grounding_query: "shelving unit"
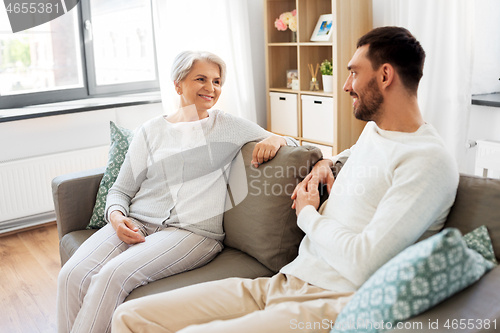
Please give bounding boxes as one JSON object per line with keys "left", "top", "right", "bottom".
{"left": 264, "top": 0, "right": 372, "bottom": 157}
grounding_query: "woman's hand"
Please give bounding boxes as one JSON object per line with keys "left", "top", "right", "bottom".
{"left": 109, "top": 210, "right": 145, "bottom": 245}
{"left": 251, "top": 136, "right": 287, "bottom": 168}
{"left": 291, "top": 159, "right": 334, "bottom": 209}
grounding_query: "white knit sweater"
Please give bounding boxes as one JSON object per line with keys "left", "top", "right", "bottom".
{"left": 105, "top": 110, "right": 298, "bottom": 240}
{"left": 280, "top": 121, "right": 459, "bottom": 292}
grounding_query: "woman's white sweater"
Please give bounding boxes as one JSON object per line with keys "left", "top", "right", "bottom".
{"left": 105, "top": 110, "right": 297, "bottom": 240}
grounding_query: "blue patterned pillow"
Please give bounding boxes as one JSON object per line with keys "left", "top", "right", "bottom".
{"left": 87, "top": 122, "right": 134, "bottom": 229}
{"left": 331, "top": 228, "right": 497, "bottom": 333}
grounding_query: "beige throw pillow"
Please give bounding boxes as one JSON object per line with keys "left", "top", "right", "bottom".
{"left": 223, "top": 142, "right": 322, "bottom": 273}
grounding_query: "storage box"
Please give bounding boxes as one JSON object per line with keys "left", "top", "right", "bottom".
{"left": 269, "top": 92, "right": 298, "bottom": 137}
{"left": 301, "top": 95, "right": 334, "bottom": 143}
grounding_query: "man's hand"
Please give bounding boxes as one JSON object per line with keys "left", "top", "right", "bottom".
{"left": 293, "top": 174, "right": 320, "bottom": 216}
{"left": 251, "top": 136, "right": 286, "bottom": 168}
{"left": 291, "top": 159, "right": 334, "bottom": 209}
{"left": 109, "top": 210, "right": 145, "bottom": 244}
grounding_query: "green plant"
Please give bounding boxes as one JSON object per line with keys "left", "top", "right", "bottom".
{"left": 2, "top": 38, "right": 31, "bottom": 68}
{"left": 320, "top": 59, "right": 333, "bottom": 76}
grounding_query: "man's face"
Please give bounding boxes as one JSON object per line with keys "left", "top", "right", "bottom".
{"left": 343, "top": 45, "right": 384, "bottom": 122}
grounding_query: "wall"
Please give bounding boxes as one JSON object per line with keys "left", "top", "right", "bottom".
{"left": 466, "top": 0, "right": 500, "bottom": 175}
{"left": 0, "top": 103, "right": 163, "bottom": 162}
{"left": 465, "top": 105, "right": 500, "bottom": 176}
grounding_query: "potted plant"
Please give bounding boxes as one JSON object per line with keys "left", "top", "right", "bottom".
{"left": 320, "top": 58, "right": 333, "bottom": 93}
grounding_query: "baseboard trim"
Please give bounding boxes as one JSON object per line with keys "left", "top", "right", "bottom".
{"left": 0, "top": 211, "right": 56, "bottom": 236}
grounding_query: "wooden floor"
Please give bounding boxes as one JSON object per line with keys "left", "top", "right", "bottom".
{"left": 0, "top": 223, "right": 60, "bottom": 333}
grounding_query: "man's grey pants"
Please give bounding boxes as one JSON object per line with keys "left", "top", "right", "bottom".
{"left": 57, "top": 222, "right": 222, "bottom": 333}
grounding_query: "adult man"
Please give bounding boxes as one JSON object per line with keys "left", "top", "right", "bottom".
{"left": 111, "top": 27, "right": 459, "bottom": 333}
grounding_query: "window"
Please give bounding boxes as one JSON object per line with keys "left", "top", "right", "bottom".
{"left": 0, "top": 0, "right": 159, "bottom": 109}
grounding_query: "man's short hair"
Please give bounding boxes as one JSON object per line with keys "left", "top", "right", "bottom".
{"left": 357, "top": 26, "right": 425, "bottom": 94}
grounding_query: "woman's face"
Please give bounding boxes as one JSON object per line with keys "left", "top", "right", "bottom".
{"left": 177, "top": 60, "right": 222, "bottom": 112}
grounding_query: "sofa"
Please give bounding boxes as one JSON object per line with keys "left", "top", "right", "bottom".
{"left": 52, "top": 142, "right": 500, "bottom": 332}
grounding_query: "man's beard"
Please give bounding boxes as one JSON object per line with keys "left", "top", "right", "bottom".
{"left": 352, "top": 77, "right": 384, "bottom": 122}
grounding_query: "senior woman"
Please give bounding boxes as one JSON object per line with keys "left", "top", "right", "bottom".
{"left": 57, "top": 50, "right": 298, "bottom": 333}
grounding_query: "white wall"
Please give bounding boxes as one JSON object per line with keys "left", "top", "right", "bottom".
{"left": 0, "top": 103, "right": 163, "bottom": 162}
{"left": 466, "top": 0, "right": 500, "bottom": 175}
{"left": 465, "top": 105, "right": 500, "bottom": 176}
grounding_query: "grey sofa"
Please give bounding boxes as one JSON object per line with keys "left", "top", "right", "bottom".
{"left": 53, "top": 142, "right": 322, "bottom": 300}
{"left": 52, "top": 143, "right": 500, "bottom": 331}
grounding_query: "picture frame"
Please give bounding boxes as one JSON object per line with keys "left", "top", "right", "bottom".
{"left": 310, "top": 14, "right": 333, "bottom": 42}
{"left": 286, "top": 69, "right": 298, "bottom": 89}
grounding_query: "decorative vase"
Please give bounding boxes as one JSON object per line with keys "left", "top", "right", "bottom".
{"left": 291, "top": 31, "right": 297, "bottom": 43}
{"left": 322, "top": 74, "right": 333, "bottom": 93}
{"left": 310, "top": 78, "right": 319, "bottom": 91}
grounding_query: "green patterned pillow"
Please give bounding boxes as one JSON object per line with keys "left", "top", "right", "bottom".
{"left": 463, "top": 225, "right": 498, "bottom": 265}
{"left": 86, "top": 121, "right": 134, "bottom": 229}
{"left": 331, "top": 228, "right": 497, "bottom": 333}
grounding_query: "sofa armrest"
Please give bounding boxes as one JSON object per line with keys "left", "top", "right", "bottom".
{"left": 390, "top": 265, "right": 500, "bottom": 332}
{"left": 52, "top": 167, "right": 105, "bottom": 240}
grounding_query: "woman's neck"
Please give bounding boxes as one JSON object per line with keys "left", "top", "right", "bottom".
{"left": 166, "top": 105, "right": 209, "bottom": 123}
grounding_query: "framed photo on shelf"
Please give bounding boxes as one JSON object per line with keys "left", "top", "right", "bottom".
{"left": 286, "top": 69, "right": 298, "bottom": 89}
{"left": 310, "top": 14, "right": 333, "bottom": 42}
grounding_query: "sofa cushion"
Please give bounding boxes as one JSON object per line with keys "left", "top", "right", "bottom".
{"left": 126, "top": 247, "right": 274, "bottom": 301}
{"left": 60, "top": 230, "right": 274, "bottom": 301}
{"left": 444, "top": 175, "right": 500, "bottom": 261}
{"left": 331, "top": 228, "right": 496, "bottom": 333}
{"left": 87, "top": 122, "right": 134, "bottom": 229}
{"left": 223, "top": 142, "right": 322, "bottom": 273}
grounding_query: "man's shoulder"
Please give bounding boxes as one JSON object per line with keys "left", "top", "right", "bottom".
{"left": 383, "top": 124, "right": 458, "bottom": 179}
{"left": 408, "top": 125, "right": 453, "bottom": 160}
{"left": 400, "top": 135, "right": 458, "bottom": 184}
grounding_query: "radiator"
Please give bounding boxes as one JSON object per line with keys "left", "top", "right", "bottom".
{"left": 0, "top": 146, "right": 108, "bottom": 226}
{"left": 475, "top": 140, "right": 500, "bottom": 179}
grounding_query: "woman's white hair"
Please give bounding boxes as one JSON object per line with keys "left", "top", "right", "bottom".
{"left": 171, "top": 51, "right": 227, "bottom": 86}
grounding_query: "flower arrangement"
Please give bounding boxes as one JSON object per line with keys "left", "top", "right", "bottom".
{"left": 320, "top": 58, "right": 333, "bottom": 76}
{"left": 274, "top": 9, "right": 297, "bottom": 32}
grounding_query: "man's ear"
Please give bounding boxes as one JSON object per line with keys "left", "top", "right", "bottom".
{"left": 380, "top": 63, "right": 395, "bottom": 89}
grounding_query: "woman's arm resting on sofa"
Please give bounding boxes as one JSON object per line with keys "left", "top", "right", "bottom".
{"left": 251, "top": 135, "right": 287, "bottom": 167}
